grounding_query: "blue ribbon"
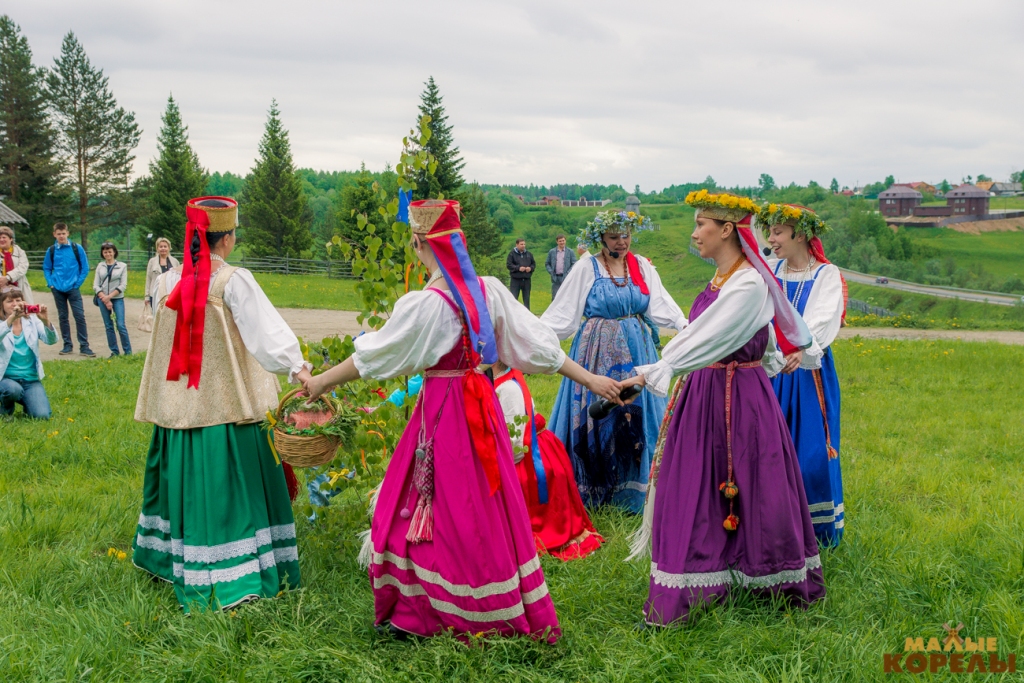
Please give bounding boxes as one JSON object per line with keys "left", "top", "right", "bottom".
{"left": 515, "top": 379, "right": 548, "bottom": 504}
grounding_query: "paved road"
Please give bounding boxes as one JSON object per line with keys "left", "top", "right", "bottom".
{"left": 839, "top": 268, "right": 1022, "bottom": 306}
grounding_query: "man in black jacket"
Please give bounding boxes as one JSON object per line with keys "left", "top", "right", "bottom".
{"left": 506, "top": 238, "right": 536, "bottom": 309}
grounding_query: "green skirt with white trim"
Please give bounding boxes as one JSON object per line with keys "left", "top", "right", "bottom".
{"left": 132, "top": 422, "right": 300, "bottom": 613}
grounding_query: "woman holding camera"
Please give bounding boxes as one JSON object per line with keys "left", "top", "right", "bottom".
{"left": 94, "top": 241, "right": 132, "bottom": 357}
{"left": 0, "top": 288, "right": 56, "bottom": 419}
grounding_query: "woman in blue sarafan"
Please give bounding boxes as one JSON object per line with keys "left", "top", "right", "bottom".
{"left": 541, "top": 211, "right": 688, "bottom": 513}
{"left": 761, "top": 203, "right": 847, "bottom": 546}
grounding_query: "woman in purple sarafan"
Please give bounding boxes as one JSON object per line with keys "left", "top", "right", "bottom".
{"left": 624, "top": 191, "right": 825, "bottom": 627}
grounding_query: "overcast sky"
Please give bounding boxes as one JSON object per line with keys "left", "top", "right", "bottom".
{"left": 9, "top": 0, "right": 1024, "bottom": 190}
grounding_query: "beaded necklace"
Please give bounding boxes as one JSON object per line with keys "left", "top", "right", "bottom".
{"left": 781, "top": 256, "right": 816, "bottom": 306}
{"left": 601, "top": 252, "right": 629, "bottom": 288}
{"left": 710, "top": 255, "right": 746, "bottom": 291}
{"left": 425, "top": 268, "right": 445, "bottom": 288}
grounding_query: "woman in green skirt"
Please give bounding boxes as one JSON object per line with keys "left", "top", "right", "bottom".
{"left": 132, "top": 197, "right": 313, "bottom": 612}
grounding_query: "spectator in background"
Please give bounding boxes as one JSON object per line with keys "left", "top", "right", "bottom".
{"left": 145, "top": 237, "right": 179, "bottom": 306}
{"left": 43, "top": 223, "right": 94, "bottom": 357}
{"left": 0, "top": 288, "right": 56, "bottom": 419}
{"left": 94, "top": 242, "right": 131, "bottom": 357}
{"left": 0, "top": 226, "right": 34, "bottom": 303}
{"left": 545, "top": 234, "right": 578, "bottom": 300}
{"left": 506, "top": 237, "right": 536, "bottom": 309}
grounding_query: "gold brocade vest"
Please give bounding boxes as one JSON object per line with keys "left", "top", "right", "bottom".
{"left": 134, "top": 265, "right": 281, "bottom": 429}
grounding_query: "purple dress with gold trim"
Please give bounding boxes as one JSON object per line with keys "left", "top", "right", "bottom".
{"left": 645, "top": 283, "right": 825, "bottom": 626}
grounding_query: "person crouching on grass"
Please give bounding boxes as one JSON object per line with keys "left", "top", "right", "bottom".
{"left": 0, "top": 289, "right": 56, "bottom": 419}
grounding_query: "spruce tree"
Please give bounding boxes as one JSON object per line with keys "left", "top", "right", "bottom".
{"left": 146, "top": 95, "right": 207, "bottom": 250}
{"left": 46, "top": 32, "right": 141, "bottom": 247}
{"left": 413, "top": 76, "right": 464, "bottom": 199}
{"left": 0, "top": 16, "right": 61, "bottom": 248}
{"left": 456, "top": 183, "right": 501, "bottom": 259}
{"left": 240, "top": 100, "right": 310, "bottom": 258}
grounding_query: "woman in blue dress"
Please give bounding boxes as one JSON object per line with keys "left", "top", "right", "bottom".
{"left": 761, "top": 204, "right": 847, "bottom": 546}
{"left": 541, "top": 211, "right": 688, "bottom": 513}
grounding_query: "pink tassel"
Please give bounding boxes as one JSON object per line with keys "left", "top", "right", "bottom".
{"left": 405, "top": 497, "right": 434, "bottom": 543}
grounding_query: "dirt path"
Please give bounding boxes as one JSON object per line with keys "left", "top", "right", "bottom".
{"left": 33, "top": 289, "right": 1024, "bottom": 364}
{"left": 34, "top": 291, "right": 370, "bottom": 363}
{"left": 836, "top": 327, "right": 1024, "bottom": 345}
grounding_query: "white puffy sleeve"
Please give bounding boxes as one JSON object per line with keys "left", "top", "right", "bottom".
{"left": 762, "top": 325, "right": 785, "bottom": 378}
{"left": 636, "top": 255, "right": 688, "bottom": 331}
{"left": 633, "top": 269, "right": 774, "bottom": 397}
{"left": 539, "top": 260, "right": 594, "bottom": 340}
{"left": 494, "top": 377, "right": 528, "bottom": 460}
{"left": 799, "top": 264, "right": 845, "bottom": 370}
{"left": 484, "top": 277, "right": 566, "bottom": 374}
{"left": 352, "top": 290, "right": 462, "bottom": 380}
{"left": 222, "top": 269, "right": 312, "bottom": 383}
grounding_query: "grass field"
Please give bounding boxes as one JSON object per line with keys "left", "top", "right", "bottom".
{"left": 2, "top": 342, "right": 1023, "bottom": 681}
{"left": 904, "top": 228, "right": 1024, "bottom": 280}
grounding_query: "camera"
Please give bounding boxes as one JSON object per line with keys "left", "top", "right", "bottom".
{"left": 23, "top": 304, "right": 40, "bottom": 314}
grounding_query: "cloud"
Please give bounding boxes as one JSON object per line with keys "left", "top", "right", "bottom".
{"left": 10, "top": 0, "right": 1024, "bottom": 189}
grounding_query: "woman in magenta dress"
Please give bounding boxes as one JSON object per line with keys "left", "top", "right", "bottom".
{"left": 305, "top": 200, "right": 621, "bottom": 641}
{"left": 625, "top": 191, "right": 825, "bottom": 626}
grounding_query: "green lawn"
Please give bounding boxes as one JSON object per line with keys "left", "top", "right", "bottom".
{"left": 2, "top": 343, "right": 1023, "bottom": 681}
{"left": 904, "top": 227, "right": 1024, "bottom": 280}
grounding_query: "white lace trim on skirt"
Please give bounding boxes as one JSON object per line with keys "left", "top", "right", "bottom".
{"left": 651, "top": 554, "right": 822, "bottom": 590}
{"left": 372, "top": 574, "right": 540, "bottom": 623}
{"left": 372, "top": 550, "right": 543, "bottom": 600}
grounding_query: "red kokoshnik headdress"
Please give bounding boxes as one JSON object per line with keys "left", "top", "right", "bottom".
{"left": 165, "top": 196, "right": 238, "bottom": 388}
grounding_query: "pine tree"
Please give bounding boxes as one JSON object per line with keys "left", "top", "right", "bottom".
{"left": 146, "top": 95, "right": 207, "bottom": 249}
{"left": 240, "top": 100, "right": 310, "bottom": 258}
{"left": 456, "top": 183, "right": 501, "bottom": 259}
{"left": 0, "top": 16, "right": 61, "bottom": 249}
{"left": 46, "top": 32, "right": 141, "bottom": 247}
{"left": 412, "top": 76, "right": 464, "bottom": 199}
{"left": 830, "top": 178, "right": 840, "bottom": 194}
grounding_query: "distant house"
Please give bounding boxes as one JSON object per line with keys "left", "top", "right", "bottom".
{"left": 990, "top": 182, "right": 1023, "bottom": 196}
{"left": 905, "top": 182, "right": 936, "bottom": 194}
{"left": 878, "top": 185, "right": 922, "bottom": 217}
{"left": 975, "top": 180, "right": 995, "bottom": 193}
{"left": 0, "top": 199, "right": 29, "bottom": 226}
{"left": 946, "top": 183, "right": 989, "bottom": 216}
{"left": 841, "top": 189, "right": 855, "bottom": 197}
{"left": 519, "top": 195, "right": 611, "bottom": 207}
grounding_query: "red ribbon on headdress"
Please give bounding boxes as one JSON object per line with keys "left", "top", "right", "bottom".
{"left": 624, "top": 252, "right": 650, "bottom": 295}
{"left": 165, "top": 204, "right": 212, "bottom": 388}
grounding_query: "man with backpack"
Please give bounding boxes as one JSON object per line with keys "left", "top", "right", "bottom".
{"left": 43, "top": 223, "right": 94, "bottom": 357}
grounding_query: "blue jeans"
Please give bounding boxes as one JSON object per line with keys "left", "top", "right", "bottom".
{"left": 101, "top": 298, "right": 132, "bottom": 355}
{"left": 0, "top": 378, "right": 51, "bottom": 419}
{"left": 50, "top": 287, "right": 91, "bottom": 352}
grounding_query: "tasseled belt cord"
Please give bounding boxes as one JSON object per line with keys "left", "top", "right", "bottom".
{"left": 811, "top": 369, "right": 838, "bottom": 459}
{"left": 709, "top": 360, "right": 762, "bottom": 532}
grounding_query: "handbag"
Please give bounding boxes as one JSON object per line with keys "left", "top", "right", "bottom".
{"left": 94, "top": 263, "right": 115, "bottom": 307}
{"left": 137, "top": 301, "right": 154, "bottom": 333}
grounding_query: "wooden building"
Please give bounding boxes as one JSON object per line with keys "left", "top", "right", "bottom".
{"left": 946, "top": 184, "right": 989, "bottom": 216}
{"left": 878, "top": 185, "right": 922, "bottom": 217}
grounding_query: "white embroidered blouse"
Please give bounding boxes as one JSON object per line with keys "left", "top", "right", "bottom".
{"left": 539, "top": 253, "right": 689, "bottom": 340}
{"left": 159, "top": 267, "right": 310, "bottom": 383}
{"left": 633, "top": 268, "right": 785, "bottom": 397}
{"left": 352, "top": 276, "right": 567, "bottom": 380}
